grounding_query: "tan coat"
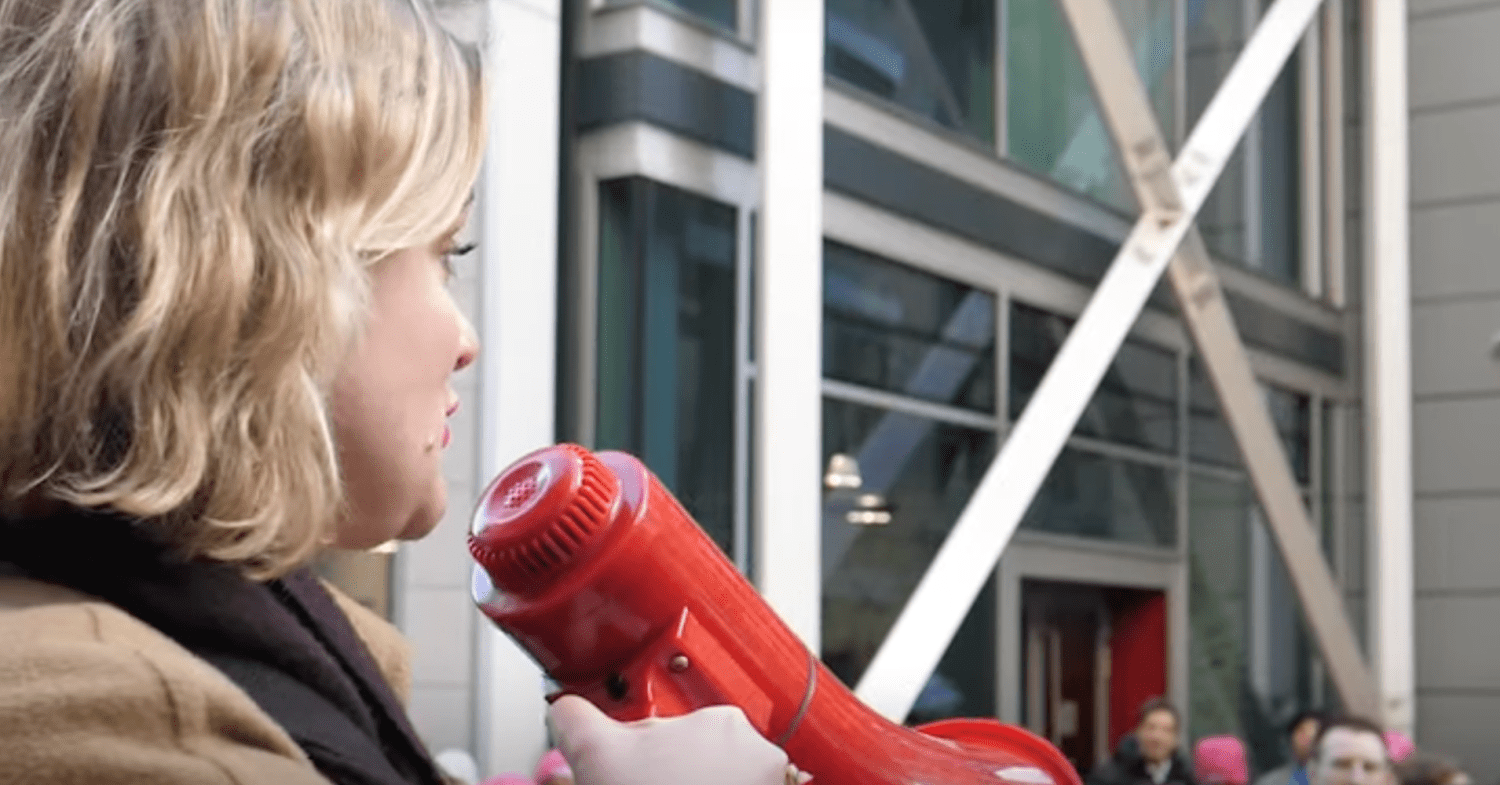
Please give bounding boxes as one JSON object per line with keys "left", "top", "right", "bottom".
{"left": 0, "top": 573, "right": 415, "bottom": 785}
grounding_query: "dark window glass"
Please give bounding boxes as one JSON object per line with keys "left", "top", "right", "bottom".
{"left": 824, "top": 241, "right": 996, "bottom": 413}
{"left": 1006, "top": 0, "right": 1173, "bottom": 210}
{"left": 608, "top": 0, "right": 737, "bottom": 32}
{"left": 1019, "top": 446, "right": 1178, "bottom": 547}
{"left": 1186, "top": 0, "right": 1301, "bottom": 284}
{"left": 1188, "top": 474, "right": 1325, "bottom": 772}
{"left": 908, "top": 577, "right": 996, "bottom": 725}
{"left": 1010, "top": 302, "right": 1178, "bottom": 454}
{"left": 825, "top": 0, "right": 996, "bottom": 142}
{"left": 1186, "top": 0, "right": 1250, "bottom": 262}
{"left": 1187, "top": 359, "right": 1311, "bottom": 484}
{"left": 596, "top": 178, "right": 738, "bottom": 555}
{"left": 821, "top": 397, "right": 997, "bottom": 688}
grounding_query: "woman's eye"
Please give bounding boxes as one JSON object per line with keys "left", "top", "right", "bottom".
{"left": 442, "top": 242, "right": 478, "bottom": 280}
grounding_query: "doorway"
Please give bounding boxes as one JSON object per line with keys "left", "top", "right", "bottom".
{"left": 1021, "top": 579, "right": 1168, "bottom": 777}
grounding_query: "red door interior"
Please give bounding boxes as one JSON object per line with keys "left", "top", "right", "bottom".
{"left": 1107, "top": 592, "right": 1167, "bottom": 754}
{"left": 1022, "top": 581, "right": 1168, "bottom": 775}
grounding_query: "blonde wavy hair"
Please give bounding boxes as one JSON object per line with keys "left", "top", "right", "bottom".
{"left": 0, "top": 0, "right": 486, "bottom": 577}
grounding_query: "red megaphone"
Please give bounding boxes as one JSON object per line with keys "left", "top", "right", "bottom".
{"left": 469, "top": 443, "right": 1081, "bottom": 785}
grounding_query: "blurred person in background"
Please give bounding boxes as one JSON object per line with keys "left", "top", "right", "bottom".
{"left": 1196, "top": 735, "right": 1251, "bottom": 785}
{"left": 1305, "top": 717, "right": 1392, "bottom": 785}
{"left": 1395, "top": 754, "right": 1471, "bottom": 785}
{"left": 1256, "top": 711, "right": 1329, "bottom": 785}
{"left": 1384, "top": 732, "right": 1417, "bottom": 766}
{"left": 1087, "top": 697, "right": 1196, "bottom": 785}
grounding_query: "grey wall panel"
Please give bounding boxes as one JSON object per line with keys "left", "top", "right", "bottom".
{"left": 1411, "top": 0, "right": 1500, "bottom": 17}
{"left": 1412, "top": 104, "right": 1500, "bottom": 204}
{"left": 1412, "top": 298, "right": 1500, "bottom": 397}
{"left": 1414, "top": 694, "right": 1500, "bottom": 779}
{"left": 1411, "top": 201, "right": 1500, "bottom": 301}
{"left": 1414, "top": 595, "right": 1500, "bottom": 690}
{"left": 1410, "top": 4, "right": 1500, "bottom": 109}
{"left": 1414, "top": 497, "right": 1500, "bottom": 592}
{"left": 1413, "top": 396, "right": 1500, "bottom": 493}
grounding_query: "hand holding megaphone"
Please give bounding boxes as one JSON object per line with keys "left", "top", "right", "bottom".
{"left": 548, "top": 694, "right": 807, "bottom": 785}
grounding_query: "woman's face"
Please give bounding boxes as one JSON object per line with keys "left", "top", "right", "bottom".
{"left": 329, "top": 217, "right": 477, "bottom": 549}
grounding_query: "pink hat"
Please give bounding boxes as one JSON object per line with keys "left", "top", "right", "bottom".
{"left": 1384, "top": 731, "right": 1416, "bottom": 763}
{"left": 1194, "top": 735, "right": 1250, "bottom": 785}
{"left": 534, "top": 749, "right": 573, "bottom": 784}
{"left": 480, "top": 776, "right": 533, "bottom": 785}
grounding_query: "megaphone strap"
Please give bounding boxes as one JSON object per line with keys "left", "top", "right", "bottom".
{"left": 773, "top": 649, "right": 819, "bottom": 748}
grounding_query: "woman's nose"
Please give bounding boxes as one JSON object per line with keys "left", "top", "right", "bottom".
{"left": 455, "top": 314, "right": 479, "bottom": 371}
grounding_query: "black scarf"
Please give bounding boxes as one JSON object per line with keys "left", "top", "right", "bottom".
{"left": 0, "top": 510, "right": 447, "bottom": 785}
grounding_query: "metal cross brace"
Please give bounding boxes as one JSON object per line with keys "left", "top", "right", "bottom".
{"left": 851, "top": 0, "right": 1376, "bottom": 721}
{"left": 1055, "top": 0, "right": 1376, "bottom": 718}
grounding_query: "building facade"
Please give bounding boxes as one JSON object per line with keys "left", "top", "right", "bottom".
{"left": 335, "top": 0, "right": 1500, "bottom": 781}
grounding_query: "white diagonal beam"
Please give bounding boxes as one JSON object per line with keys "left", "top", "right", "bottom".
{"left": 853, "top": 0, "right": 1326, "bottom": 721}
{"left": 1057, "top": 0, "right": 1377, "bottom": 718}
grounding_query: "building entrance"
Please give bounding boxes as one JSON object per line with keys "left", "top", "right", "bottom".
{"left": 1021, "top": 579, "right": 1168, "bottom": 777}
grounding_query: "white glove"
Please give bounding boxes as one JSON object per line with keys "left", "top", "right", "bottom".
{"left": 546, "top": 695, "right": 803, "bottom": 785}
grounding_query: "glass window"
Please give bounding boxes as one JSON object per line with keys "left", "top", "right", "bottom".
{"left": 1186, "top": 0, "right": 1250, "bottom": 262}
{"left": 1257, "top": 0, "right": 1302, "bottom": 286}
{"left": 821, "top": 397, "right": 997, "bottom": 688}
{"left": 1187, "top": 360, "right": 1311, "bottom": 484}
{"left": 1010, "top": 302, "right": 1178, "bottom": 454}
{"left": 1265, "top": 383, "right": 1311, "bottom": 485}
{"left": 606, "top": 0, "right": 738, "bottom": 33}
{"left": 824, "top": 241, "right": 996, "bottom": 413}
{"left": 1019, "top": 446, "right": 1178, "bottom": 546}
{"left": 1186, "top": 0, "right": 1302, "bottom": 285}
{"left": 825, "top": 0, "right": 996, "bottom": 142}
{"left": 596, "top": 178, "right": 739, "bottom": 555}
{"left": 1188, "top": 474, "right": 1324, "bottom": 772}
{"left": 1005, "top": 0, "right": 1174, "bottom": 211}
{"left": 909, "top": 577, "right": 996, "bottom": 725}
{"left": 1187, "top": 357, "right": 1240, "bottom": 468}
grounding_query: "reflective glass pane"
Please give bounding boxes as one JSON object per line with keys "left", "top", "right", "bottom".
{"left": 1187, "top": 360, "right": 1311, "bottom": 484}
{"left": 1266, "top": 383, "right": 1311, "bottom": 485}
{"left": 1006, "top": 0, "right": 1173, "bottom": 211}
{"left": 1187, "top": 0, "right": 1301, "bottom": 284}
{"left": 1019, "top": 446, "right": 1177, "bottom": 546}
{"left": 821, "top": 397, "right": 997, "bottom": 688}
{"left": 826, "top": 0, "right": 996, "bottom": 142}
{"left": 1319, "top": 400, "right": 1336, "bottom": 561}
{"left": 909, "top": 577, "right": 996, "bottom": 725}
{"left": 824, "top": 241, "right": 997, "bottom": 413}
{"left": 1187, "top": 0, "right": 1249, "bottom": 262}
{"left": 1258, "top": 43, "right": 1302, "bottom": 285}
{"left": 1188, "top": 474, "right": 1325, "bottom": 772}
{"left": 596, "top": 178, "right": 738, "bottom": 555}
{"left": 1187, "top": 357, "right": 1240, "bottom": 468}
{"left": 607, "top": 0, "right": 737, "bottom": 32}
{"left": 1010, "top": 302, "right": 1178, "bottom": 454}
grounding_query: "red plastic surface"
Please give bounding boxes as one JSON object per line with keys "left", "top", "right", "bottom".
{"left": 470, "top": 444, "right": 1083, "bottom": 785}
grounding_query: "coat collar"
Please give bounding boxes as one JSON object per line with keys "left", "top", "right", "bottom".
{"left": 0, "top": 509, "right": 443, "bottom": 785}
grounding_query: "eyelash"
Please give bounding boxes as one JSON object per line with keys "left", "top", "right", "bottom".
{"left": 442, "top": 242, "right": 478, "bottom": 279}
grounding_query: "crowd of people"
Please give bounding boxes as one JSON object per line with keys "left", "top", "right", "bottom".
{"left": 1086, "top": 699, "right": 1475, "bottom": 785}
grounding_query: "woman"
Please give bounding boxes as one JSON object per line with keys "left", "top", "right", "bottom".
{"left": 0, "top": 1, "right": 787, "bottom": 783}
